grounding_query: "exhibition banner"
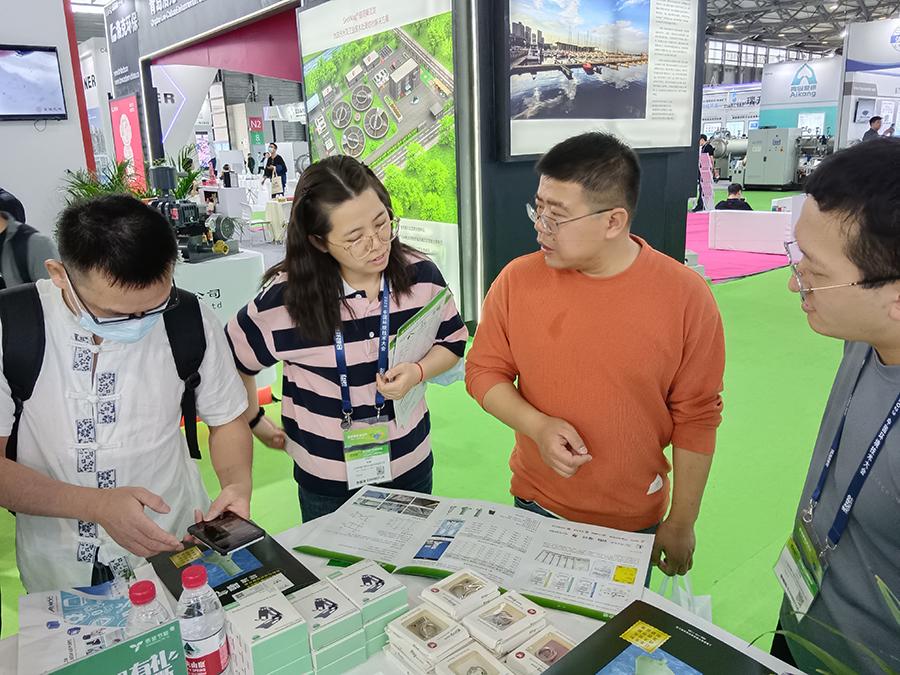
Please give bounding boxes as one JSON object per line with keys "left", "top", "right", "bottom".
{"left": 104, "top": 0, "right": 142, "bottom": 98}
{"left": 109, "top": 94, "right": 147, "bottom": 190}
{"left": 298, "top": 0, "right": 460, "bottom": 229}
{"left": 249, "top": 116, "right": 264, "bottom": 145}
{"left": 759, "top": 57, "right": 842, "bottom": 108}
{"left": 505, "top": 0, "right": 699, "bottom": 155}
{"left": 847, "top": 17, "right": 900, "bottom": 72}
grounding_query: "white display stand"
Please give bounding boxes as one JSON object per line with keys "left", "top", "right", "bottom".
{"left": 214, "top": 186, "right": 247, "bottom": 219}
{"left": 0, "top": 517, "right": 801, "bottom": 675}
{"left": 708, "top": 211, "right": 794, "bottom": 255}
{"left": 173, "top": 250, "right": 275, "bottom": 389}
{"left": 699, "top": 153, "right": 716, "bottom": 212}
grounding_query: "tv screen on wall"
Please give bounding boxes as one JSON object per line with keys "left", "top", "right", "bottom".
{"left": 0, "top": 45, "right": 68, "bottom": 121}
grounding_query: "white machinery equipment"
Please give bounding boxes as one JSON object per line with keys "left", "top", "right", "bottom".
{"left": 745, "top": 128, "right": 803, "bottom": 189}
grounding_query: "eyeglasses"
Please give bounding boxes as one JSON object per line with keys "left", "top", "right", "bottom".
{"left": 526, "top": 202, "right": 614, "bottom": 235}
{"left": 329, "top": 217, "right": 400, "bottom": 260}
{"left": 784, "top": 240, "right": 900, "bottom": 301}
{"left": 67, "top": 271, "right": 179, "bottom": 325}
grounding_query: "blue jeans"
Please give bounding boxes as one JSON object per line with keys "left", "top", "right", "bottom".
{"left": 513, "top": 496, "right": 660, "bottom": 588}
{"left": 299, "top": 471, "right": 433, "bottom": 523}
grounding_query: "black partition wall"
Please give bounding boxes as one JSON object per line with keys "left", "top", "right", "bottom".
{"left": 474, "top": 0, "right": 706, "bottom": 286}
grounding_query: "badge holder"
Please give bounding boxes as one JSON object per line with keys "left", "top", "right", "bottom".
{"left": 343, "top": 408, "right": 392, "bottom": 491}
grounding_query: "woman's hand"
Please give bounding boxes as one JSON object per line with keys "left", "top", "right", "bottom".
{"left": 376, "top": 363, "right": 423, "bottom": 400}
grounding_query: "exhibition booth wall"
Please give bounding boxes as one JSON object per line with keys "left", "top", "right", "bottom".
{"left": 0, "top": 0, "right": 92, "bottom": 238}
{"left": 758, "top": 56, "right": 841, "bottom": 137}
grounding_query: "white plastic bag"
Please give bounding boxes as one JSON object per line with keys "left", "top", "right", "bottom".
{"left": 658, "top": 572, "right": 713, "bottom": 623}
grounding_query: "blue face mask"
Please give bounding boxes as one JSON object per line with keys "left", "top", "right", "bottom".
{"left": 77, "top": 311, "right": 161, "bottom": 344}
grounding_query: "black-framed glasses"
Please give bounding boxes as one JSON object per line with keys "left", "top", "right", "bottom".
{"left": 66, "top": 271, "right": 179, "bottom": 325}
{"left": 526, "top": 202, "right": 615, "bottom": 235}
{"left": 784, "top": 240, "right": 900, "bottom": 302}
{"left": 329, "top": 217, "right": 400, "bottom": 260}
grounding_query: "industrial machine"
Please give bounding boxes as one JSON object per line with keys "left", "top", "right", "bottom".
{"left": 709, "top": 134, "right": 748, "bottom": 182}
{"left": 745, "top": 128, "right": 803, "bottom": 189}
{"left": 148, "top": 166, "right": 240, "bottom": 263}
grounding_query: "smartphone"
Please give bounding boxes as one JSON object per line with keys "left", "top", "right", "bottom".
{"left": 187, "top": 511, "right": 266, "bottom": 555}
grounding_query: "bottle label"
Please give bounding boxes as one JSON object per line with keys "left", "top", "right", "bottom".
{"left": 184, "top": 625, "right": 229, "bottom": 675}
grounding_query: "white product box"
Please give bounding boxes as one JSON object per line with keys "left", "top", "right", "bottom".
{"left": 420, "top": 569, "right": 501, "bottom": 620}
{"left": 386, "top": 606, "right": 472, "bottom": 668}
{"left": 287, "top": 580, "right": 362, "bottom": 650}
{"left": 435, "top": 641, "right": 517, "bottom": 675}
{"left": 462, "top": 592, "right": 547, "bottom": 656}
{"left": 504, "top": 627, "right": 578, "bottom": 674}
{"left": 327, "top": 559, "right": 408, "bottom": 623}
{"left": 226, "top": 589, "right": 309, "bottom": 672}
{"left": 384, "top": 644, "right": 434, "bottom": 675}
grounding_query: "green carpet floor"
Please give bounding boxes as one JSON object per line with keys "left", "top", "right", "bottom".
{"left": 0, "top": 266, "right": 842, "bottom": 655}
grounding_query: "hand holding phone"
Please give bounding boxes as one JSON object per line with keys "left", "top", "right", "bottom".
{"left": 187, "top": 511, "right": 266, "bottom": 555}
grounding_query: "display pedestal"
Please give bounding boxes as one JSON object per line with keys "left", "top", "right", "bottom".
{"left": 173, "top": 250, "right": 275, "bottom": 389}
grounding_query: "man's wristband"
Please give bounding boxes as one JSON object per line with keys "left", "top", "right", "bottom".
{"left": 248, "top": 406, "right": 266, "bottom": 429}
{"left": 415, "top": 362, "right": 424, "bottom": 384}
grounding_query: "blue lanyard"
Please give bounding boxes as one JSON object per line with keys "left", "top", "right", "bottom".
{"left": 334, "top": 276, "right": 390, "bottom": 428}
{"left": 806, "top": 346, "right": 900, "bottom": 548}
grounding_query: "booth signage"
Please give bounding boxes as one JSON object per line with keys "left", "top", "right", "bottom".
{"left": 760, "top": 57, "right": 842, "bottom": 107}
{"left": 110, "top": 94, "right": 147, "bottom": 190}
{"left": 105, "top": 0, "right": 143, "bottom": 98}
{"left": 249, "top": 116, "right": 264, "bottom": 145}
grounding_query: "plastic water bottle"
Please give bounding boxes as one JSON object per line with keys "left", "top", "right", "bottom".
{"left": 124, "top": 580, "right": 172, "bottom": 637}
{"left": 176, "top": 566, "right": 230, "bottom": 675}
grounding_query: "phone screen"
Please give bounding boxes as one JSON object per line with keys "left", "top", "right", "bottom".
{"left": 191, "top": 512, "right": 265, "bottom": 552}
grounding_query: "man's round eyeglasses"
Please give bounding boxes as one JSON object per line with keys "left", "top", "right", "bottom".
{"left": 67, "top": 270, "right": 179, "bottom": 325}
{"left": 329, "top": 217, "right": 400, "bottom": 260}
{"left": 526, "top": 202, "right": 614, "bottom": 235}
{"left": 784, "top": 240, "right": 900, "bottom": 301}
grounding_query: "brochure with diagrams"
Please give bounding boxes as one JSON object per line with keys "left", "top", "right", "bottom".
{"left": 295, "top": 488, "right": 654, "bottom": 621}
{"left": 542, "top": 600, "right": 778, "bottom": 675}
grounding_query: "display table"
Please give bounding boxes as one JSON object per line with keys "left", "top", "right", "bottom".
{"left": 213, "top": 187, "right": 247, "bottom": 219}
{"left": 0, "top": 516, "right": 800, "bottom": 675}
{"left": 173, "top": 250, "right": 275, "bottom": 388}
{"left": 264, "top": 200, "right": 292, "bottom": 243}
{"left": 708, "top": 210, "right": 794, "bottom": 255}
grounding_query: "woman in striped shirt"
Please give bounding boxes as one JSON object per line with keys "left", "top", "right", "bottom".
{"left": 226, "top": 156, "right": 468, "bottom": 521}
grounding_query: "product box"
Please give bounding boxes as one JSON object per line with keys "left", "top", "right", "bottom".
{"left": 436, "top": 641, "right": 517, "bottom": 675}
{"left": 366, "top": 632, "right": 390, "bottom": 658}
{"left": 421, "top": 569, "right": 501, "bottom": 620}
{"left": 327, "top": 559, "right": 408, "bottom": 623}
{"left": 287, "top": 580, "right": 362, "bottom": 650}
{"left": 226, "top": 588, "right": 310, "bottom": 672}
{"left": 269, "top": 652, "right": 313, "bottom": 675}
{"left": 364, "top": 603, "right": 409, "bottom": 641}
{"left": 386, "top": 606, "right": 472, "bottom": 668}
{"left": 384, "top": 644, "right": 434, "bottom": 675}
{"left": 504, "top": 627, "right": 577, "bottom": 674}
{"left": 315, "top": 645, "right": 367, "bottom": 675}
{"left": 462, "top": 592, "right": 547, "bottom": 656}
{"left": 311, "top": 627, "right": 366, "bottom": 669}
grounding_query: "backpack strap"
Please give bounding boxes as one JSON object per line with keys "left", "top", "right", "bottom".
{"left": 0, "top": 283, "right": 45, "bottom": 462}
{"left": 164, "top": 289, "right": 207, "bottom": 460}
{"left": 9, "top": 224, "right": 37, "bottom": 285}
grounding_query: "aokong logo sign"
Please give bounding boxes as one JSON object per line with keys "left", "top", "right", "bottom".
{"left": 892, "top": 26, "right": 900, "bottom": 52}
{"left": 790, "top": 63, "right": 818, "bottom": 98}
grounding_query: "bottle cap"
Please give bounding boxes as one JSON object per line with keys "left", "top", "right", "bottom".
{"left": 182, "top": 565, "right": 208, "bottom": 590}
{"left": 129, "top": 580, "right": 157, "bottom": 606}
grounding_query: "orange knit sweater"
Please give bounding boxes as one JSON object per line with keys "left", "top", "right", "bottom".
{"left": 466, "top": 238, "right": 725, "bottom": 531}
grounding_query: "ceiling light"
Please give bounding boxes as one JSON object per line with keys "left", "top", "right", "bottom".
{"left": 841, "top": 29, "right": 848, "bottom": 37}
{"left": 829, "top": 4, "right": 838, "bottom": 10}
{"left": 778, "top": 33, "right": 786, "bottom": 37}
{"left": 70, "top": 2, "right": 105, "bottom": 13}
{"left": 726, "top": 24, "right": 734, "bottom": 29}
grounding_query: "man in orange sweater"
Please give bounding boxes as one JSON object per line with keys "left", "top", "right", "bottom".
{"left": 465, "top": 132, "right": 725, "bottom": 578}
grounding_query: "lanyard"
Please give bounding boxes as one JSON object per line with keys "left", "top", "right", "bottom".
{"left": 804, "top": 346, "right": 900, "bottom": 550}
{"left": 334, "top": 276, "right": 390, "bottom": 429}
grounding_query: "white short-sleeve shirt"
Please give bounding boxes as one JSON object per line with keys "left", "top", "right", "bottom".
{"left": 0, "top": 279, "right": 247, "bottom": 592}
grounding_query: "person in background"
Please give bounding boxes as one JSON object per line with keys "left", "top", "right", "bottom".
{"left": 863, "top": 116, "right": 882, "bottom": 141}
{"left": 227, "top": 156, "right": 467, "bottom": 522}
{"left": 692, "top": 134, "right": 717, "bottom": 212}
{"left": 247, "top": 153, "right": 256, "bottom": 175}
{"left": 218, "top": 164, "right": 233, "bottom": 188}
{"left": 259, "top": 152, "right": 269, "bottom": 174}
{"left": 0, "top": 187, "right": 58, "bottom": 287}
{"left": 264, "top": 143, "right": 288, "bottom": 197}
{"left": 0, "top": 194, "right": 253, "bottom": 592}
{"left": 465, "top": 132, "right": 725, "bottom": 582}
{"left": 768, "top": 138, "right": 900, "bottom": 674}
{"left": 715, "top": 183, "right": 753, "bottom": 211}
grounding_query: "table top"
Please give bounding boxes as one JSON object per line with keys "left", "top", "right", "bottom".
{"left": 0, "top": 519, "right": 801, "bottom": 675}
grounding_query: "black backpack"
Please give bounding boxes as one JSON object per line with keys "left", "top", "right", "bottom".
{"left": 0, "top": 284, "right": 207, "bottom": 463}
{"left": 0, "top": 223, "right": 38, "bottom": 289}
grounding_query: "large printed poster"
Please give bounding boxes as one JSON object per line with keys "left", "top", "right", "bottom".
{"left": 109, "top": 94, "right": 146, "bottom": 190}
{"left": 506, "top": 0, "right": 699, "bottom": 156}
{"left": 298, "top": 0, "right": 459, "bottom": 227}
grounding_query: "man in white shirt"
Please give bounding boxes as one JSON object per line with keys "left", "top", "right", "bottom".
{"left": 0, "top": 194, "right": 253, "bottom": 592}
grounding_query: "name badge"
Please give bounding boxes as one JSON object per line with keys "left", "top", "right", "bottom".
{"left": 774, "top": 518, "right": 828, "bottom": 617}
{"left": 343, "top": 416, "right": 392, "bottom": 490}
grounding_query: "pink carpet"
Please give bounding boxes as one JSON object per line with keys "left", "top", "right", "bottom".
{"left": 686, "top": 213, "right": 789, "bottom": 282}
